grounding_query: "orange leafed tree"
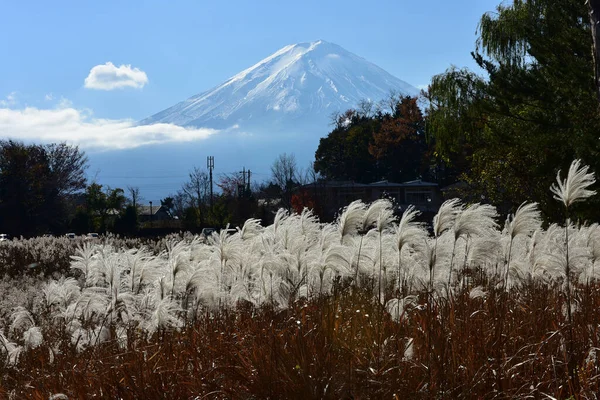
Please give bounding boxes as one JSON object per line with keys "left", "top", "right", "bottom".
{"left": 368, "top": 97, "right": 428, "bottom": 182}
{"left": 369, "top": 97, "right": 422, "bottom": 158}
{"left": 291, "top": 189, "right": 316, "bottom": 214}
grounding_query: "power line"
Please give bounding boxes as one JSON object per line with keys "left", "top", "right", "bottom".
{"left": 95, "top": 175, "right": 190, "bottom": 179}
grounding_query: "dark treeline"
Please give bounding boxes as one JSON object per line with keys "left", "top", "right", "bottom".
{"left": 0, "top": 139, "right": 311, "bottom": 237}
{"left": 0, "top": 141, "right": 87, "bottom": 237}
{"left": 314, "top": 96, "right": 441, "bottom": 185}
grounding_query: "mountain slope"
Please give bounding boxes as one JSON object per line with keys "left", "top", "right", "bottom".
{"left": 141, "top": 40, "right": 419, "bottom": 130}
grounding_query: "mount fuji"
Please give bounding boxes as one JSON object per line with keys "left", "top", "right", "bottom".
{"left": 140, "top": 40, "right": 418, "bottom": 132}
{"left": 91, "top": 41, "right": 419, "bottom": 201}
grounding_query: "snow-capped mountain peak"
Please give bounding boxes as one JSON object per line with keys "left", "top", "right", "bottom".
{"left": 141, "top": 40, "right": 418, "bottom": 130}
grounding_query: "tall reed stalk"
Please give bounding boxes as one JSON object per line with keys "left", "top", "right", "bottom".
{"left": 550, "top": 159, "right": 596, "bottom": 391}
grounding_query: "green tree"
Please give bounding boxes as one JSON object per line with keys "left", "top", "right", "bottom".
{"left": 85, "top": 183, "right": 127, "bottom": 232}
{"left": 314, "top": 110, "right": 379, "bottom": 183}
{"left": 70, "top": 206, "right": 91, "bottom": 234}
{"left": 314, "top": 97, "right": 433, "bottom": 184}
{"left": 205, "top": 195, "right": 233, "bottom": 228}
{"left": 369, "top": 96, "right": 430, "bottom": 182}
{"left": 85, "top": 183, "right": 107, "bottom": 232}
{"left": 114, "top": 205, "right": 138, "bottom": 235}
{"left": 0, "top": 140, "right": 88, "bottom": 236}
{"left": 46, "top": 143, "right": 88, "bottom": 197}
{"left": 426, "top": 0, "right": 600, "bottom": 219}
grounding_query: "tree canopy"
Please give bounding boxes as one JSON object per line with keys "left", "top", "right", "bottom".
{"left": 0, "top": 141, "right": 88, "bottom": 236}
{"left": 314, "top": 96, "right": 433, "bottom": 184}
{"left": 426, "top": 0, "right": 600, "bottom": 219}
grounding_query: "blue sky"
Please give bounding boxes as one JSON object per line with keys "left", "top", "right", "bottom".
{"left": 1, "top": 0, "right": 499, "bottom": 120}
{"left": 0, "top": 0, "right": 501, "bottom": 200}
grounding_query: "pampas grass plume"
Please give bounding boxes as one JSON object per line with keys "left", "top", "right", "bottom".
{"left": 395, "top": 205, "right": 425, "bottom": 251}
{"left": 337, "top": 200, "right": 365, "bottom": 241}
{"left": 551, "top": 159, "right": 596, "bottom": 208}
{"left": 433, "top": 198, "right": 462, "bottom": 237}
{"left": 506, "top": 202, "right": 542, "bottom": 239}
{"left": 453, "top": 203, "right": 498, "bottom": 239}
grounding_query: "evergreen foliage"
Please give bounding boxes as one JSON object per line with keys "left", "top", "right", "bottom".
{"left": 426, "top": 0, "right": 600, "bottom": 220}
{"left": 0, "top": 141, "right": 88, "bottom": 236}
{"left": 314, "top": 96, "right": 434, "bottom": 184}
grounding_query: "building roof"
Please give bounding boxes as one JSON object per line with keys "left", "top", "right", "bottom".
{"left": 301, "top": 179, "right": 439, "bottom": 189}
{"left": 401, "top": 179, "right": 438, "bottom": 187}
{"left": 303, "top": 180, "right": 369, "bottom": 188}
{"left": 137, "top": 205, "right": 164, "bottom": 216}
{"left": 369, "top": 180, "right": 404, "bottom": 188}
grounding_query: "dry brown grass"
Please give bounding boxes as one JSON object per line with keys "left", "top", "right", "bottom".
{"left": 3, "top": 273, "right": 600, "bottom": 399}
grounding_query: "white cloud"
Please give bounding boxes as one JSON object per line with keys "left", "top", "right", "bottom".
{"left": 84, "top": 62, "right": 149, "bottom": 90}
{"left": 0, "top": 103, "right": 218, "bottom": 150}
{"left": 57, "top": 97, "right": 73, "bottom": 109}
{"left": 44, "top": 93, "right": 53, "bottom": 101}
{"left": 0, "top": 92, "right": 17, "bottom": 107}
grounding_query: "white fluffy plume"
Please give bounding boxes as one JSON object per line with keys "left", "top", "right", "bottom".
{"left": 551, "top": 159, "right": 596, "bottom": 208}
{"left": 395, "top": 205, "right": 425, "bottom": 252}
{"left": 505, "top": 202, "right": 542, "bottom": 239}
{"left": 433, "top": 198, "right": 463, "bottom": 237}
{"left": 453, "top": 203, "right": 498, "bottom": 239}
{"left": 337, "top": 200, "right": 365, "bottom": 242}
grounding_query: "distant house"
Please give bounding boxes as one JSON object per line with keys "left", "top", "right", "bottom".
{"left": 299, "top": 179, "right": 441, "bottom": 219}
{"left": 398, "top": 180, "right": 442, "bottom": 211}
{"left": 137, "top": 205, "right": 172, "bottom": 223}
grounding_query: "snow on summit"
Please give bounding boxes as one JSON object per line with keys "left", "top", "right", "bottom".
{"left": 141, "top": 40, "right": 419, "bottom": 130}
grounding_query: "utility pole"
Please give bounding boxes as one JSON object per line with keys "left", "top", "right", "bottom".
{"left": 207, "top": 156, "right": 214, "bottom": 209}
{"left": 238, "top": 167, "right": 253, "bottom": 197}
{"left": 246, "top": 169, "right": 251, "bottom": 194}
{"left": 239, "top": 167, "right": 246, "bottom": 197}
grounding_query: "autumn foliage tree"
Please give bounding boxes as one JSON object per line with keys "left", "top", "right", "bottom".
{"left": 314, "top": 95, "right": 433, "bottom": 184}
{"left": 369, "top": 97, "right": 429, "bottom": 182}
{"left": 291, "top": 189, "right": 316, "bottom": 214}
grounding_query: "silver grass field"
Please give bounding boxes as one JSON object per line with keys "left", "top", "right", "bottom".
{"left": 1, "top": 159, "right": 600, "bottom": 398}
